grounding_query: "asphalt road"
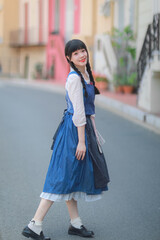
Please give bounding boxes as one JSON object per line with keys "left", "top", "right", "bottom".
{"left": 0, "top": 82, "right": 160, "bottom": 240}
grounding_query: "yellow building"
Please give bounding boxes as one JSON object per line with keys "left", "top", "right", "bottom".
{"left": 11, "top": 0, "right": 48, "bottom": 79}
{"left": 73, "top": 0, "right": 115, "bottom": 68}
{"left": 0, "top": 0, "right": 48, "bottom": 79}
{"left": 73, "top": 0, "right": 138, "bottom": 87}
{"left": 0, "top": 0, "right": 19, "bottom": 76}
{"left": 0, "top": 0, "right": 141, "bottom": 86}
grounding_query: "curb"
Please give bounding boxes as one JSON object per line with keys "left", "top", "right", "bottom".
{"left": 95, "top": 95, "right": 145, "bottom": 121}
{"left": 95, "top": 94, "right": 160, "bottom": 132}
{"left": 1, "top": 78, "right": 160, "bottom": 133}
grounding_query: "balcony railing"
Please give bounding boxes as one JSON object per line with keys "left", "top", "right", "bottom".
{"left": 137, "top": 13, "right": 160, "bottom": 86}
{"left": 10, "top": 27, "right": 48, "bottom": 47}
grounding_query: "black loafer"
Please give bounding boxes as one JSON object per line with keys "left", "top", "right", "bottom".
{"left": 68, "top": 225, "right": 94, "bottom": 238}
{"left": 22, "top": 226, "right": 51, "bottom": 240}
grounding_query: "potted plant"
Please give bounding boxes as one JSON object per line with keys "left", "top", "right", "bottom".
{"left": 123, "top": 72, "right": 137, "bottom": 93}
{"left": 35, "top": 62, "right": 43, "bottom": 79}
{"left": 112, "top": 25, "right": 137, "bottom": 94}
{"left": 113, "top": 74, "right": 125, "bottom": 93}
{"left": 94, "top": 74, "right": 109, "bottom": 91}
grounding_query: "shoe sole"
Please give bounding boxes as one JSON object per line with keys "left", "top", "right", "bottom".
{"left": 22, "top": 231, "right": 40, "bottom": 239}
{"left": 22, "top": 232, "right": 30, "bottom": 238}
{"left": 68, "top": 230, "right": 94, "bottom": 238}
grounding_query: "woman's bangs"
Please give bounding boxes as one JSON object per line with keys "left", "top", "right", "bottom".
{"left": 68, "top": 41, "right": 87, "bottom": 57}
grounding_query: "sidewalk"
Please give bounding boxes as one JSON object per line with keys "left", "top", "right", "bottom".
{"left": 96, "top": 90, "right": 160, "bottom": 133}
{"left": 1, "top": 77, "right": 160, "bottom": 133}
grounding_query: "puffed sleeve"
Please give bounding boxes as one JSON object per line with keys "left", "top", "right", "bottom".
{"left": 66, "top": 74, "right": 86, "bottom": 127}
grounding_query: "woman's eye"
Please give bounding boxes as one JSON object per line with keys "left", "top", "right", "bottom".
{"left": 82, "top": 49, "right": 85, "bottom": 52}
{"left": 74, "top": 52, "right": 78, "bottom": 55}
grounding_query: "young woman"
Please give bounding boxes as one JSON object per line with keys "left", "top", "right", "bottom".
{"left": 22, "top": 39, "right": 110, "bottom": 240}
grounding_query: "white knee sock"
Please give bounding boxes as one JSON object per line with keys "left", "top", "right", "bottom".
{"left": 71, "top": 217, "right": 83, "bottom": 229}
{"left": 28, "top": 219, "right": 42, "bottom": 235}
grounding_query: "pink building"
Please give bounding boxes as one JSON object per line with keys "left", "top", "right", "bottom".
{"left": 9, "top": 0, "right": 80, "bottom": 82}
{"left": 47, "top": 0, "right": 81, "bottom": 82}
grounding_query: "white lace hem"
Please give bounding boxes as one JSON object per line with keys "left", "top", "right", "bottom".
{"left": 40, "top": 192, "right": 102, "bottom": 202}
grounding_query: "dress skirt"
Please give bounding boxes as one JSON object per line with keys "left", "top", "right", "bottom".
{"left": 40, "top": 111, "right": 109, "bottom": 202}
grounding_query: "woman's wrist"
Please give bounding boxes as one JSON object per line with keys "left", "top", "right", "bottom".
{"left": 78, "top": 140, "right": 85, "bottom": 144}
{"left": 77, "top": 125, "right": 85, "bottom": 144}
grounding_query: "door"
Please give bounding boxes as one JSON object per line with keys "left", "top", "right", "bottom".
{"left": 24, "top": 56, "right": 29, "bottom": 79}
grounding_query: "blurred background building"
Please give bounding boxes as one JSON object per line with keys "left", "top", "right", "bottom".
{"left": 0, "top": 0, "right": 19, "bottom": 77}
{"left": 136, "top": 0, "right": 160, "bottom": 113}
{"left": 0, "top": 0, "right": 160, "bottom": 114}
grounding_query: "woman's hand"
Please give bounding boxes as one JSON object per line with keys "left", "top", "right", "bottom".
{"left": 75, "top": 141, "right": 86, "bottom": 160}
{"left": 76, "top": 125, "right": 86, "bottom": 160}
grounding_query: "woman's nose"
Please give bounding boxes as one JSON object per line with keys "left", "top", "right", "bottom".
{"left": 79, "top": 52, "right": 84, "bottom": 57}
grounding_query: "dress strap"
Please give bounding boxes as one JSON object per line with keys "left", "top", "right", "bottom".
{"left": 67, "top": 71, "right": 90, "bottom": 85}
{"left": 66, "top": 71, "right": 80, "bottom": 83}
{"left": 67, "top": 71, "right": 79, "bottom": 77}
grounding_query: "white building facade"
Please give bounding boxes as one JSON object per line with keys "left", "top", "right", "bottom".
{"left": 137, "top": 0, "right": 160, "bottom": 113}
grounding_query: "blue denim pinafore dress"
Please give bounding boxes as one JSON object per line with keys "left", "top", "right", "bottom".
{"left": 42, "top": 71, "right": 109, "bottom": 198}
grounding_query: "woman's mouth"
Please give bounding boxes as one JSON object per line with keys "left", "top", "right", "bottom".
{"left": 79, "top": 58, "right": 86, "bottom": 62}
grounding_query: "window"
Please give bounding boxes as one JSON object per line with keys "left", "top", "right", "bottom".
{"left": 54, "top": 0, "right": 60, "bottom": 32}
{"left": 65, "top": 0, "right": 74, "bottom": 41}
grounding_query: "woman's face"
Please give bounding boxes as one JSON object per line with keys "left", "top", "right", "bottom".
{"left": 70, "top": 48, "right": 88, "bottom": 68}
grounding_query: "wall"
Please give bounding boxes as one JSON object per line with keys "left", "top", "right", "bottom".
{"left": 72, "top": 0, "right": 114, "bottom": 68}
{"left": 0, "top": 0, "right": 3, "bottom": 44}
{"left": 19, "top": 0, "right": 48, "bottom": 79}
{"left": 114, "top": 0, "right": 137, "bottom": 31}
{"left": 136, "top": 0, "right": 153, "bottom": 60}
{"left": 0, "top": 0, "right": 19, "bottom": 75}
{"left": 19, "top": 46, "right": 46, "bottom": 79}
{"left": 96, "top": 0, "right": 114, "bottom": 35}
{"left": 80, "top": 0, "right": 93, "bottom": 36}
{"left": 137, "top": 0, "right": 160, "bottom": 113}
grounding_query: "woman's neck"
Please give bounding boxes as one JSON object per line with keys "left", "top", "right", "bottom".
{"left": 76, "top": 66, "right": 86, "bottom": 74}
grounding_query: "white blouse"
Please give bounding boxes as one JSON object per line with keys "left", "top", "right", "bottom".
{"left": 65, "top": 70, "right": 95, "bottom": 127}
